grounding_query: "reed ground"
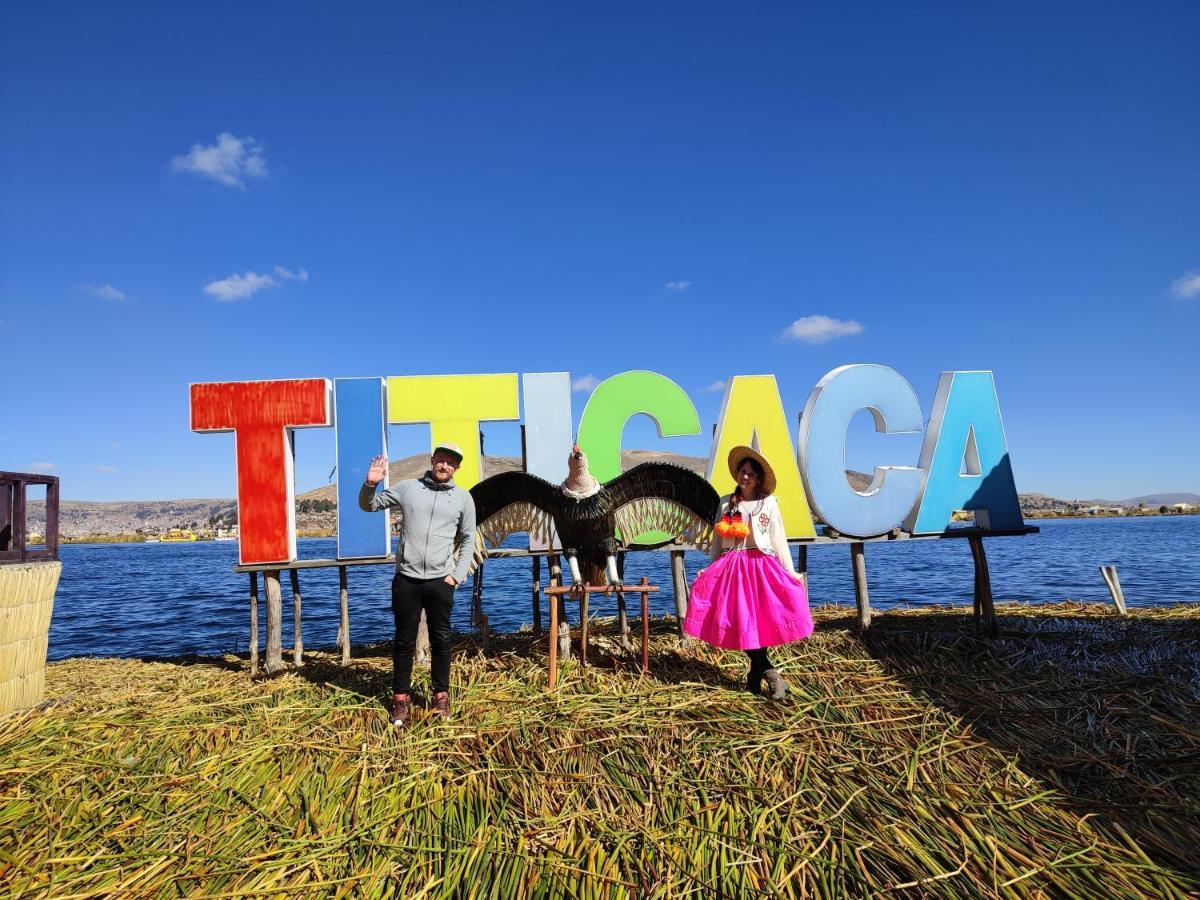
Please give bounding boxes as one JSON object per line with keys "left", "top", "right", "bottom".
{"left": 2, "top": 602, "right": 1198, "bottom": 898}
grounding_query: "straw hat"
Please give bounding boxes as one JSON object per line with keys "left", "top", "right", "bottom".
{"left": 726, "top": 445, "right": 777, "bottom": 495}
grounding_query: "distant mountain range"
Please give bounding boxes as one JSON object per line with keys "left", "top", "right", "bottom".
{"left": 24, "top": 451, "right": 1197, "bottom": 536}
{"left": 1021, "top": 491, "right": 1200, "bottom": 510}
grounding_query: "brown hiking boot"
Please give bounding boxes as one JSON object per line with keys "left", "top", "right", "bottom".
{"left": 390, "top": 693, "right": 411, "bottom": 727}
{"left": 431, "top": 691, "right": 451, "bottom": 720}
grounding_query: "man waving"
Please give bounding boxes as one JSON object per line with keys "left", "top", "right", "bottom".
{"left": 359, "top": 443, "right": 476, "bottom": 727}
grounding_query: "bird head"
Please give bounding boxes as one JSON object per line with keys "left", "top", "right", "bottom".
{"left": 567, "top": 444, "right": 588, "bottom": 476}
{"left": 563, "top": 444, "right": 598, "bottom": 492}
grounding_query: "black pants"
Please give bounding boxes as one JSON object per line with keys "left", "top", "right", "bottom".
{"left": 746, "top": 647, "right": 773, "bottom": 674}
{"left": 391, "top": 574, "right": 455, "bottom": 695}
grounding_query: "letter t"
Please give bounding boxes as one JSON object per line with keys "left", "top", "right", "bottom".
{"left": 190, "top": 379, "right": 331, "bottom": 564}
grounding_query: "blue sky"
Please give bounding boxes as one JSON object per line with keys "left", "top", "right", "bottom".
{"left": 2, "top": 2, "right": 1196, "bottom": 502}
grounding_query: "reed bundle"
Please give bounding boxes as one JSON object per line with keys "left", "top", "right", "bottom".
{"left": 1, "top": 602, "right": 1197, "bottom": 897}
{"left": 0, "top": 562, "right": 61, "bottom": 715}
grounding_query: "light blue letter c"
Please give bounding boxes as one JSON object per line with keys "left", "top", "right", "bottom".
{"left": 798, "top": 364, "right": 924, "bottom": 537}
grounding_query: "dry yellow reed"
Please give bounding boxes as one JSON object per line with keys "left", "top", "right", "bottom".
{"left": 0, "top": 601, "right": 1196, "bottom": 897}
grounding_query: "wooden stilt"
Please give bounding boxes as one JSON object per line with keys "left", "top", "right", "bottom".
{"left": 968, "top": 534, "right": 998, "bottom": 637}
{"left": 415, "top": 610, "right": 431, "bottom": 665}
{"left": 548, "top": 585, "right": 559, "bottom": 688}
{"left": 616, "top": 550, "right": 630, "bottom": 649}
{"left": 670, "top": 550, "right": 689, "bottom": 636}
{"left": 471, "top": 561, "right": 485, "bottom": 628}
{"left": 531, "top": 555, "right": 542, "bottom": 636}
{"left": 1100, "top": 565, "right": 1128, "bottom": 616}
{"left": 263, "top": 570, "right": 284, "bottom": 673}
{"left": 338, "top": 565, "right": 350, "bottom": 666}
{"left": 851, "top": 543, "right": 871, "bottom": 632}
{"left": 640, "top": 576, "right": 651, "bottom": 673}
{"left": 480, "top": 614, "right": 490, "bottom": 656}
{"left": 796, "top": 544, "right": 808, "bottom": 590}
{"left": 248, "top": 572, "right": 259, "bottom": 677}
{"left": 289, "top": 568, "right": 303, "bottom": 667}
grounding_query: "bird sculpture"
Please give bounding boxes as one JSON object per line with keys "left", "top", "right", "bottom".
{"left": 470, "top": 446, "right": 719, "bottom": 588}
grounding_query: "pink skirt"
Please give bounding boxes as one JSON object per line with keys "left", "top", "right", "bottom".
{"left": 683, "top": 549, "right": 814, "bottom": 650}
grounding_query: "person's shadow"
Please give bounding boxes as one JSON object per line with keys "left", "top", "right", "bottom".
{"left": 860, "top": 608, "right": 1200, "bottom": 881}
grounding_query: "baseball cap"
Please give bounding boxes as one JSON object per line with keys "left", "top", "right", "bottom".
{"left": 432, "top": 442, "right": 464, "bottom": 463}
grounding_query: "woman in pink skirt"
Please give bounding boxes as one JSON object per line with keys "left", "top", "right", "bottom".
{"left": 684, "top": 446, "right": 814, "bottom": 699}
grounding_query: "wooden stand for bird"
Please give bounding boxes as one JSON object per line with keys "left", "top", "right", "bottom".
{"left": 470, "top": 447, "right": 719, "bottom": 666}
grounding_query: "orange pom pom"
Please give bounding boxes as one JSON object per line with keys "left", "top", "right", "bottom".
{"left": 730, "top": 521, "right": 750, "bottom": 539}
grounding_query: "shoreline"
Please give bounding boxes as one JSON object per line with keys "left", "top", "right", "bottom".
{"left": 50, "top": 512, "right": 1200, "bottom": 546}
{"left": 6, "top": 602, "right": 1198, "bottom": 895}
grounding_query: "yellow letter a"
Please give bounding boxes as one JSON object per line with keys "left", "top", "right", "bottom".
{"left": 707, "top": 375, "right": 815, "bottom": 539}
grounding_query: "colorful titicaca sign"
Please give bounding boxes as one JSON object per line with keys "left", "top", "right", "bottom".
{"left": 190, "top": 367, "right": 1022, "bottom": 565}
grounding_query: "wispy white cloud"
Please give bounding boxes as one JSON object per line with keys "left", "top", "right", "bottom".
{"left": 94, "top": 464, "right": 118, "bottom": 473}
{"left": 701, "top": 380, "right": 726, "bottom": 393}
{"left": 665, "top": 281, "right": 691, "bottom": 291}
{"left": 83, "top": 283, "right": 127, "bottom": 302}
{"left": 204, "top": 265, "right": 308, "bottom": 301}
{"left": 572, "top": 374, "right": 600, "bottom": 392}
{"left": 204, "top": 271, "right": 277, "bottom": 301}
{"left": 171, "top": 132, "right": 267, "bottom": 189}
{"left": 273, "top": 266, "right": 309, "bottom": 282}
{"left": 1169, "top": 270, "right": 1200, "bottom": 300}
{"left": 30, "top": 462, "right": 56, "bottom": 473}
{"left": 780, "top": 315, "right": 864, "bottom": 344}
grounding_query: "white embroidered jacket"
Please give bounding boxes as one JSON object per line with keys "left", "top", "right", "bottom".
{"left": 709, "top": 494, "right": 802, "bottom": 578}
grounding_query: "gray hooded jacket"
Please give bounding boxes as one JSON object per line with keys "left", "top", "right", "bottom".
{"left": 358, "top": 472, "right": 476, "bottom": 584}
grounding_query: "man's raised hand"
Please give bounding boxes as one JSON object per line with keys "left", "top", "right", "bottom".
{"left": 366, "top": 454, "right": 388, "bottom": 486}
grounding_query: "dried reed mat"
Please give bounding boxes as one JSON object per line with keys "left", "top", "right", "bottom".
{"left": 2, "top": 602, "right": 1197, "bottom": 897}
{"left": 0, "top": 561, "right": 61, "bottom": 715}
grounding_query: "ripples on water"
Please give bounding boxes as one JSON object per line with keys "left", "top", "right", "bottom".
{"left": 47, "top": 516, "right": 1199, "bottom": 660}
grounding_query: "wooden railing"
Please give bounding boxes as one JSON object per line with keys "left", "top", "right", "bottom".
{"left": 0, "top": 472, "right": 60, "bottom": 564}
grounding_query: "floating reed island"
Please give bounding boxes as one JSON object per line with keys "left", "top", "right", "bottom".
{"left": 2, "top": 602, "right": 1198, "bottom": 897}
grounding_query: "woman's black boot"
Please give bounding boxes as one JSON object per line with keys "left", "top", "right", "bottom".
{"left": 745, "top": 650, "right": 766, "bottom": 695}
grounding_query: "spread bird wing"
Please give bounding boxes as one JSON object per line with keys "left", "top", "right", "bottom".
{"left": 468, "top": 472, "right": 560, "bottom": 570}
{"left": 605, "top": 462, "right": 720, "bottom": 552}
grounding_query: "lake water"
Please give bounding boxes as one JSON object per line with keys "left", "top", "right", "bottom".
{"left": 46, "top": 515, "right": 1200, "bottom": 661}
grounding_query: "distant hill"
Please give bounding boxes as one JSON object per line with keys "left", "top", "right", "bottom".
{"left": 28, "top": 498, "right": 237, "bottom": 537}
{"left": 1118, "top": 492, "right": 1200, "bottom": 507}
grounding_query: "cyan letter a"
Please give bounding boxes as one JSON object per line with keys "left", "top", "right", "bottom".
{"left": 906, "top": 371, "right": 1023, "bottom": 533}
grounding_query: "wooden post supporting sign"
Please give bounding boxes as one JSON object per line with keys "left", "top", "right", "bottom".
{"left": 615, "top": 550, "right": 630, "bottom": 650}
{"left": 531, "top": 555, "right": 542, "bottom": 636}
{"left": 968, "top": 534, "right": 998, "bottom": 637}
{"left": 851, "top": 542, "right": 871, "bottom": 632}
{"left": 248, "top": 572, "right": 259, "bottom": 676}
{"left": 338, "top": 565, "right": 350, "bottom": 665}
{"left": 289, "top": 568, "right": 303, "bottom": 667}
{"left": 670, "top": 549, "right": 689, "bottom": 637}
{"left": 264, "top": 570, "right": 284, "bottom": 673}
